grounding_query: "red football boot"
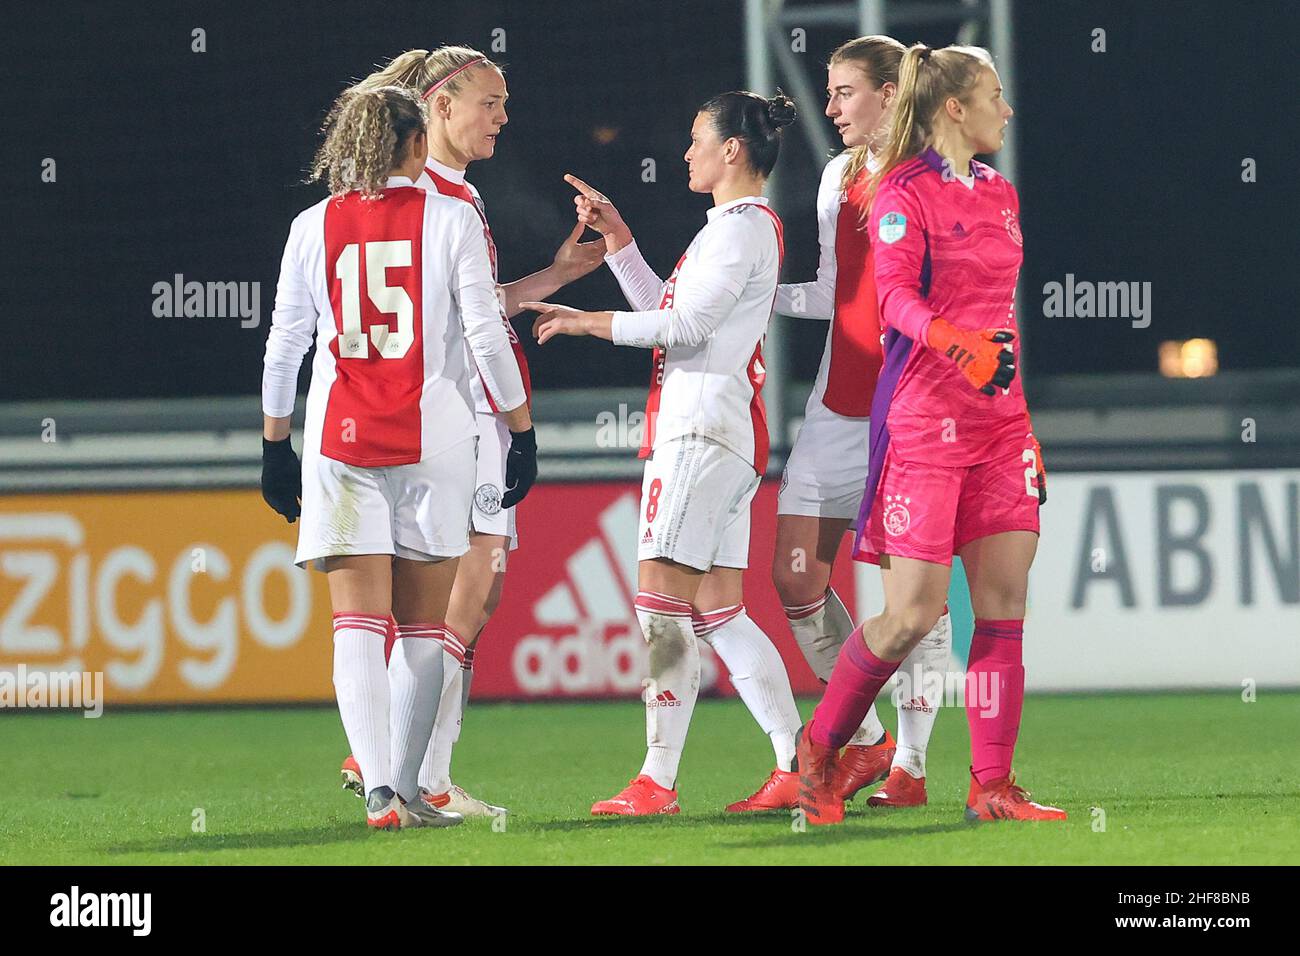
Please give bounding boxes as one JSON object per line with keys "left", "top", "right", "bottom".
{"left": 725, "top": 768, "right": 800, "bottom": 812}
{"left": 591, "top": 775, "right": 680, "bottom": 816}
{"left": 341, "top": 754, "right": 363, "bottom": 797}
{"left": 866, "top": 766, "right": 927, "bottom": 807}
{"left": 795, "top": 725, "right": 844, "bottom": 826}
{"left": 832, "top": 729, "right": 896, "bottom": 801}
{"left": 965, "top": 771, "right": 1067, "bottom": 821}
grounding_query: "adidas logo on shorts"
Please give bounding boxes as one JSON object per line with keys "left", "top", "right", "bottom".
{"left": 647, "top": 691, "right": 681, "bottom": 708}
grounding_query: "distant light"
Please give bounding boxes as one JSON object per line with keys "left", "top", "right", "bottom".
{"left": 1159, "top": 338, "right": 1218, "bottom": 378}
{"left": 591, "top": 126, "right": 619, "bottom": 145}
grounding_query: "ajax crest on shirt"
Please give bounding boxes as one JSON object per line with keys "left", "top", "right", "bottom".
{"left": 878, "top": 212, "right": 907, "bottom": 244}
{"left": 475, "top": 482, "right": 503, "bottom": 516}
{"left": 883, "top": 494, "right": 912, "bottom": 536}
{"left": 1002, "top": 208, "right": 1023, "bottom": 246}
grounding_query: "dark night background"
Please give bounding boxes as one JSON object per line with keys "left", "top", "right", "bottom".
{"left": 4, "top": 0, "right": 1296, "bottom": 402}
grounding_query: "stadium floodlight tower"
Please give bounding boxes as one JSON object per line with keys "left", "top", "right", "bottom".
{"left": 745, "top": 0, "right": 1020, "bottom": 456}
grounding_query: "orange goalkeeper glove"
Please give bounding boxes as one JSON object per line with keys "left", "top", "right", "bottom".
{"left": 924, "top": 318, "right": 1016, "bottom": 395}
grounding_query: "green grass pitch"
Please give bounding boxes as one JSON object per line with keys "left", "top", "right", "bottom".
{"left": 3, "top": 692, "right": 1297, "bottom": 865}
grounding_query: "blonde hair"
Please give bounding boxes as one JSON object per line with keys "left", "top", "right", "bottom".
{"left": 350, "top": 46, "right": 501, "bottom": 102}
{"left": 829, "top": 35, "right": 906, "bottom": 190}
{"left": 870, "top": 43, "right": 994, "bottom": 195}
{"left": 310, "top": 86, "right": 427, "bottom": 199}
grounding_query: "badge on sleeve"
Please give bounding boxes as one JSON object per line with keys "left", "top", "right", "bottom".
{"left": 878, "top": 212, "right": 907, "bottom": 244}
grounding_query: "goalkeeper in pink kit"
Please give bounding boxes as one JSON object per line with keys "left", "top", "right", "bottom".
{"left": 795, "top": 43, "right": 1064, "bottom": 824}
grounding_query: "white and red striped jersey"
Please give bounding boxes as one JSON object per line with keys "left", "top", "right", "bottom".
{"left": 775, "top": 151, "right": 884, "bottom": 419}
{"left": 415, "top": 157, "right": 532, "bottom": 413}
{"left": 607, "top": 196, "right": 783, "bottom": 474}
{"left": 262, "top": 176, "right": 526, "bottom": 467}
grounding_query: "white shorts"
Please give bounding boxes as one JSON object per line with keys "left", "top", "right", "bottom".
{"left": 778, "top": 398, "right": 870, "bottom": 520}
{"left": 637, "top": 437, "right": 760, "bottom": 571}
{"left": 469, "top": 411, "right": 519, "bottom": 551}
{"left": 295, "top": 437, "right": 477, "bottom": 571}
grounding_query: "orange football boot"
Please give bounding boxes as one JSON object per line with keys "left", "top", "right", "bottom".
{"left": 591, "top": 775, "right": 680, "bottom": 816}
{"left": 420, "top": 789, "right": 452, "bottom": 810}
{"left": 832, "top": 729, "right": 896, "bottom": 801}
{"left": 965, "top": 771, "right": 1067, "bottom": 821}
{"left": 341, "top": 754, "right": 363, "bottom": 797}
{"left": 795, "top": 725, "right": 844, "bottom": 825}
{"left": 866, "top": 766, "right": 927, "bottom": 807}
{"left": 725, "top": 768, "right": 800, "bottom": 812}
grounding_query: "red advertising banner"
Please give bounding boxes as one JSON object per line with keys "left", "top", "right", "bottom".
{"left": 473, "top": 480, "right": 854, "bottom": 699}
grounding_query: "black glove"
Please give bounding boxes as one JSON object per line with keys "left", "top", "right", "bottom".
{"left": 501, "top": 426, "right": 538, "bottom": 509}
{"left": 261, "top": 436, "right": 302, "bottom": 523}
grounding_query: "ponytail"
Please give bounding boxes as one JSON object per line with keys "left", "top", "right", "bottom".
{"left": 350, "top": 45, "right": 500, "bottom": 102}
{"left": 868, "top": 43, "right": 993, "bottom": 197}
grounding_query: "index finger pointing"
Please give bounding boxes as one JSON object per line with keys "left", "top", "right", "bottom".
{"left": 564, "top": 173, "right": 609, "bottom": 204}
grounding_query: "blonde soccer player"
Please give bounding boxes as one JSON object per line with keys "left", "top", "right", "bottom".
{"left": 260, "top": 85, "right": 536, "bottom": 829}
{"left": 525, "top": 91, "right": 807, "bottom": 816}
{"left": 773, "top": 35, "right": 954, "bottom": 809}
{"left": 797, "top": 44, "right": 1064, "bottom": 826}
{"left": 336, "top": 47, "right": 604, "bottom": 818}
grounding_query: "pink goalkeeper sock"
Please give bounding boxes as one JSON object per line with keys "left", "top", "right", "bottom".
{"left": 966, "top": 618, "right": 1025, "bottom": 785}
{"left": 809, "top": 626, "right": 901, "bottom": 748}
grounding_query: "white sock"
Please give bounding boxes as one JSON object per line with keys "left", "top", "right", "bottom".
{"left": 785, "top": 588, "right": 885, "bottom": 746}
{"left": 892, "top": 611, "right": 952, "bottom": 777}
{"left": 697, "top": 604, "right": 801, "bottom": 771}
{"left": 418, "top": 632, "right": 471, "bottom": 795}
{"left": 388, "top": 623, "right": 445, "bottom": 802}
{"left": 417, "top": 650, "right": 460, "bottom": 793}
{"left": 635, "top": 591, "right": 700, "bottom": 791}
{"left": 332, "top": 613, "right": 393, "bottom": 798}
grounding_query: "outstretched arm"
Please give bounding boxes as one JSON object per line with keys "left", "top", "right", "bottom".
{"left": 525, "top": 213, "right": 766, "bottom": 350}
{"left": 500, "top": 221, "right": 605, "bottom": 317}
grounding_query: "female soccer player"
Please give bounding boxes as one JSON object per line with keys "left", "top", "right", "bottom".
{"left": 773, "top": 35, "right": 952, "bottom": 809}
{"left": 337, "top": 47, "right": 605, "bottom": 818}
{"left": 260, "top": 85, "right": 536, "bottom": 829}
{"left": 524, "top": 92, "right": 805, "bottom": 816}
{"left": 795, "top": 43, "right": 1065, "bottom": 825}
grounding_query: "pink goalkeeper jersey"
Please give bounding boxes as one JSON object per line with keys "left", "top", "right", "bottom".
{"left": 869, "top": 148, "right": 1027, "bottom": 465}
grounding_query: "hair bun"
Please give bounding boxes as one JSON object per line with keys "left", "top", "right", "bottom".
{"left": 766, "top": 93, "right": 797, "bottom": 131}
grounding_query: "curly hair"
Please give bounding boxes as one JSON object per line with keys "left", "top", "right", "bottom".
{"left": 309, "top": 86, "right": 427, "bottom": 199}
